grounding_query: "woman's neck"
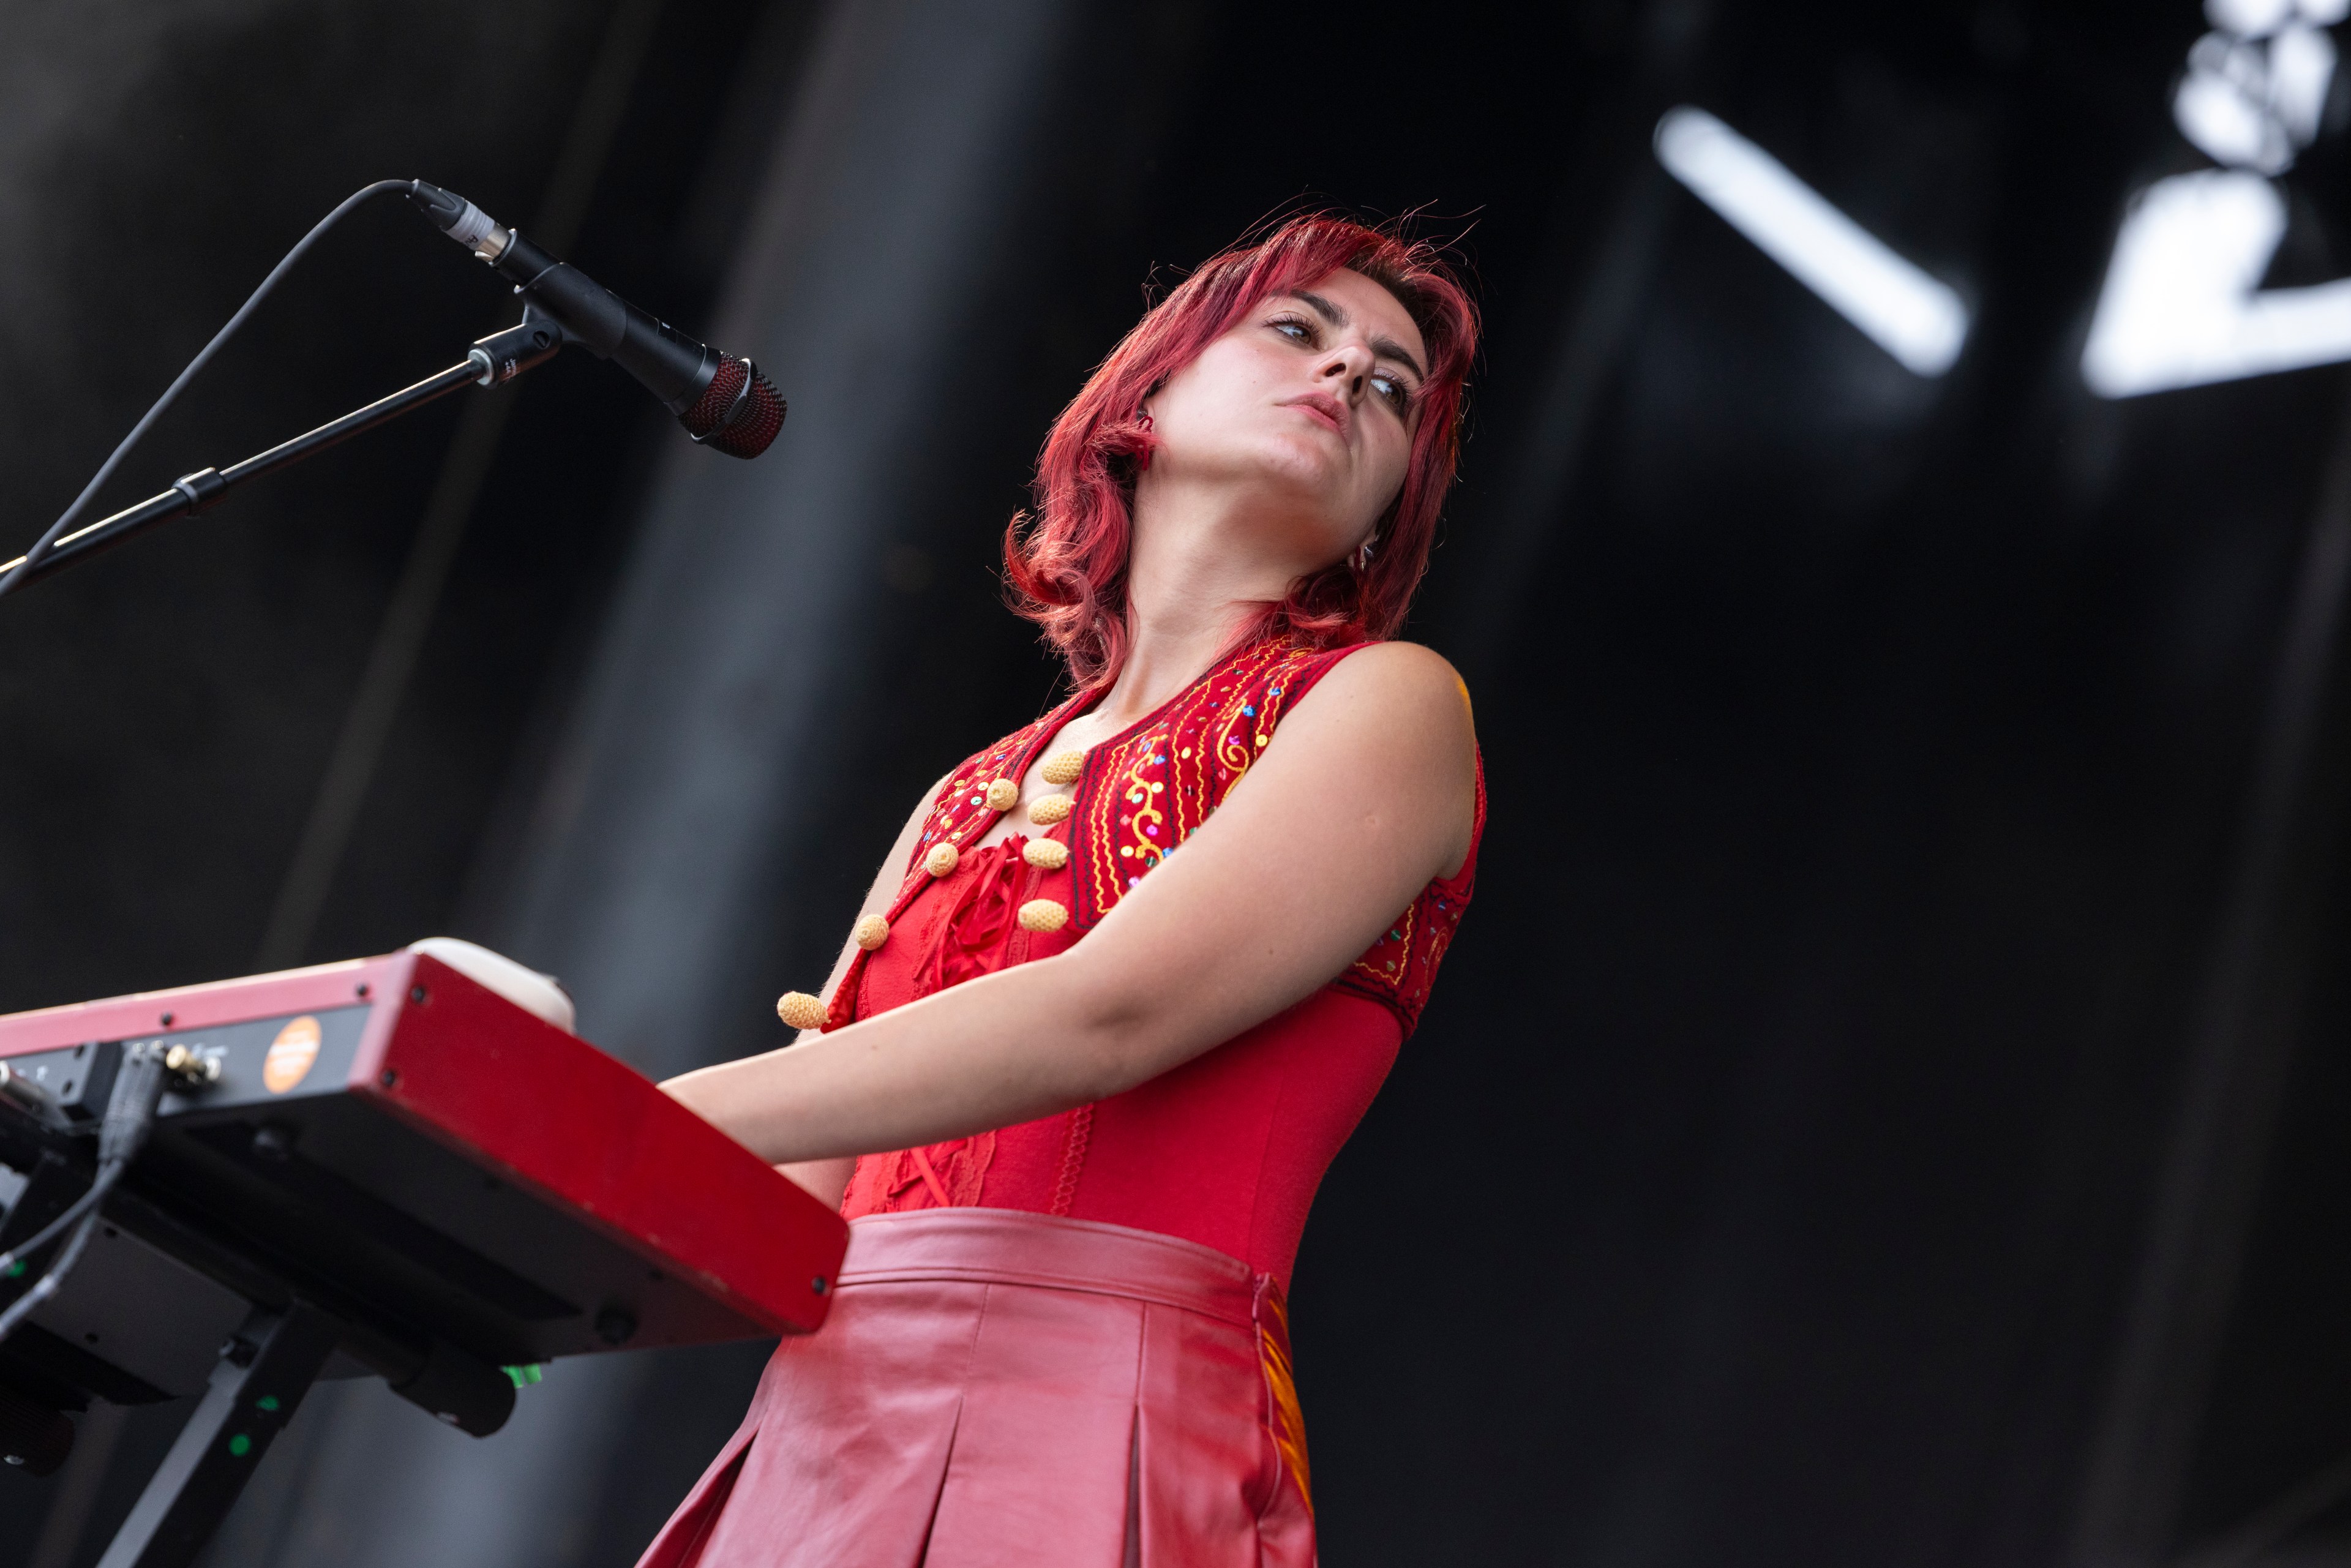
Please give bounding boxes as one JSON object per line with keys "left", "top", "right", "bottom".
{"left": 1086, "top": 494, "right": 1299, "bottom": 732}
{"left": 1089, "top": 604, "right": 1246, "bottom": 732}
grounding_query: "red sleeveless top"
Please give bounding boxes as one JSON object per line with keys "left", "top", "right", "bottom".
{"left": 830, "top": 637, "right": 1483, "bottom": 1288}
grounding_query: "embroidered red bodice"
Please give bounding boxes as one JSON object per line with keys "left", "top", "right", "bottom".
{"left": 831, "top": 636, "right": 1483, "bottom": 1287}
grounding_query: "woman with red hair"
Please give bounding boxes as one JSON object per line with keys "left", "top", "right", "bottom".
{"left": 645, "top": 214, "right": 1483, "bottom": 1566}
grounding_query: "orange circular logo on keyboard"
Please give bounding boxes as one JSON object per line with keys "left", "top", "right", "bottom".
{"left": 264, "top": 1015, "right": 321, "bottom": 1093}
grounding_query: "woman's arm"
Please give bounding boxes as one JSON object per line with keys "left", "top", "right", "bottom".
{"left": 766, "top": 773, "right": 945, "bottom": 1206}
{"left": 664, "top": 642, "right": 1476, "bottom": 1166}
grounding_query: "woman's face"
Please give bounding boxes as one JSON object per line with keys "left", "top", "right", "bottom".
{"left": 1141, "top": 267, "right": 1428, "bottom": 571}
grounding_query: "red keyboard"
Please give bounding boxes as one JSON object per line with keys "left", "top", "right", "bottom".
{"left": 0, "top": 948, "right": 845, "bottom": 1422}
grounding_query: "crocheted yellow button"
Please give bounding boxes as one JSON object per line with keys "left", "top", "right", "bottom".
{"left": 852, "top": 915, "right": 890, "bottom": 951}
{"left": 1018, "top": 898, "right": 1069, "bottom": 933}
{"left": 1022, "top": 839, "right": 1069, "bottom": 871}
{"left": 1027, "top": 793, "right": 1072, "bottom": 826}
{"left": 776, "top": 991, "right": 828, "bottom": 1030}
{"left": 984, "top": 778, "right": 1019, "bottom": 812}
{"left": 925, "top": 842, "right": 960, "bottom": 877}
{"left": 1041, "top": 751, "right": 1086, "bottom": 786}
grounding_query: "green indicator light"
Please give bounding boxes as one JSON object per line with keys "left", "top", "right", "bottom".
{"left": 227, "top": 1433, "right": 252, "bottom": 1458}
{"left": 255, "top": 1395, "right": 280, "bottom": 1413}
{"left": 502, "top": 1364, "right": 544, "bottom": 1389}
{"left": 2, "top": 1261, "right": 22, "bottom": 1280}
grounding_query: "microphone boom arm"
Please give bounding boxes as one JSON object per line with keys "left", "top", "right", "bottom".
{"left": 0, "top": 320, "right": 559, "bottom": 595}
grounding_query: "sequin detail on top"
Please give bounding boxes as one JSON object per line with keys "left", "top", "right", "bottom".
{"left": 1057, "top": 636, "right": 1478, "bottom": 1035}
{"left": 1066, "top": 638, "right": 1333, "bottom": 912}
{"left": 823, "top": 635, "right": 1479, "bottom": 1037}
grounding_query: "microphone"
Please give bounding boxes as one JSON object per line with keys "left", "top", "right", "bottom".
{"left": 406, "top": 180, "right": 784, "bottom": 459}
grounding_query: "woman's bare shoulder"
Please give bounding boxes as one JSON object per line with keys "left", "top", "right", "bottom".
{"left": 1302, "top": 640, "right": 1475, "bottom": 741}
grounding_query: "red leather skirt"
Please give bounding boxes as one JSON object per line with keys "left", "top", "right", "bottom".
{"left": 636, "top": 1208, "right": 1317, "bottom": 1567}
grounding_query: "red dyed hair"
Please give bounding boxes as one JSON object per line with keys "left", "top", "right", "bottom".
{"left": 1004, "top": 214, "right": 1478, "bottom": 689}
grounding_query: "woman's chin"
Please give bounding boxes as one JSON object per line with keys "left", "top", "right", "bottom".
{"left": 1234, "top": 432, "right": 1352, "bottom": 495}
{"left": 1151, "top": 437, "right": 1325, "bottom": 498}
{"left": 1144, "top": 432, "right": 1382, "bottom": 549}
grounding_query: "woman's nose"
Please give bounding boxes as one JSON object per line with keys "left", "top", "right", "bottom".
{"left": 1318, "top": 342, "right": 1374, "bottom": 401}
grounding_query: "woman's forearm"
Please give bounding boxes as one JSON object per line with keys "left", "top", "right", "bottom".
{"left": 662, "top": 645, "right": 1475, "bottom": 1166}
{"left": 662, "top": 949, "right": 1183, "bottom": 1164}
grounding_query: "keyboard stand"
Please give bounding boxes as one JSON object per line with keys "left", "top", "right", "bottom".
{"left": 95, "top": 1302, "right": 340, "bottom": 1568}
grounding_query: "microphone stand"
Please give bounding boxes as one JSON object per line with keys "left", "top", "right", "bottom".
{"left": 0, "top": 318, "right": 561, "bottom": 593}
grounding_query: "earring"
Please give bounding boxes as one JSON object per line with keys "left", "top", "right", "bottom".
{"left": 1354, "top": 535, "right": 1377, "bottom": 572}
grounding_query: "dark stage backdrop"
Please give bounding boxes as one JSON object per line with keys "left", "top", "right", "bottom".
{"left": 5, "top": 2, "right": 2351, "bottom": 1567}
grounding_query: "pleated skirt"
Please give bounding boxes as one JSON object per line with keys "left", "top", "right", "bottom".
{"left": 635, "top": 1208, "right": 1317, "bottom": 1567}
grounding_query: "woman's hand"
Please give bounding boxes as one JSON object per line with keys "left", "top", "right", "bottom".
{"left": 660, "top": 641, "right": 1475, "bottom": 1168}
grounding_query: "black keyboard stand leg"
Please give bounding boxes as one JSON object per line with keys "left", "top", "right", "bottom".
{"left": 94, "top": 1300, "right": 342, "bottom": 1568}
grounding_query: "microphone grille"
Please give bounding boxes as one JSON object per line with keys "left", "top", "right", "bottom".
{"left": 681, "top": 356, "right": 786, "bottom": 459}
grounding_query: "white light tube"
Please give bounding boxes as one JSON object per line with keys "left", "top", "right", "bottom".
{"left": 1654, "top": 107, "right": 1971, "bottom": 377}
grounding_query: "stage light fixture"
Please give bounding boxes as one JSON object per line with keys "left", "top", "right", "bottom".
{"left": 2082, "top": 170, "right": 2351, "bottom": 397}
{"left": 2174, "top": 1, "right": 2340, "bottom": 173}
{"left": 2205, "top": 0, "right": 2345, "bottom": 39}
{"left": 2083, "top": 0, "right": 2351, "bottom": 397}
{"left": 1654, "top": 107, "right": 1971, "bottom": 377}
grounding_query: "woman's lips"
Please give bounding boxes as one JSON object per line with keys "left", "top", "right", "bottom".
{"left": 1281, "top": 392, "right": 1346, "bottom": 433}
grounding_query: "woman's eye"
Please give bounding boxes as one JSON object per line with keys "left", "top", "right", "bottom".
{"left": 1371, "top": 372, "right": 1413, "bottom": 414}
{"left": 1269, "top": 315, "right": 1314, "bottom": 343}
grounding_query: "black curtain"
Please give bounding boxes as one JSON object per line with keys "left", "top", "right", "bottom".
{"left": 8, "top": 3, "right": 2351, "bottom": 1566}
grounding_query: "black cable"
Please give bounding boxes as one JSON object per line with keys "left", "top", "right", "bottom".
{"left": 0, "top": 1044, "right": 168, "bottom": 1348}
{"left": 0, "top": 179, "right": 411, "bottom": 605}
{"left": 97, "top": 1041, "right": 170, "bottom": 1167}
{"left": 0, "top": 1160, "right": 126, "bottom": 1279}
{"left": 0, "top": 1176, "right": 118, "bottom": 1343}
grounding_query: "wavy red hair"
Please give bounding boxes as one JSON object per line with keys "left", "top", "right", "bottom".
{"left": 1003, "top": 214, "right": 1478, "bottom": 690}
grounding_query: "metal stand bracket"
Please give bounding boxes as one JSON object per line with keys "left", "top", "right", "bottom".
{"left": 94, "top": 1300, "right": 340, "bottom": 1568}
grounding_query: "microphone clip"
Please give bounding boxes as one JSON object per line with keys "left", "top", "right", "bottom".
{"left": 467, "top": 312, "right": 564, "bottom": 388}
